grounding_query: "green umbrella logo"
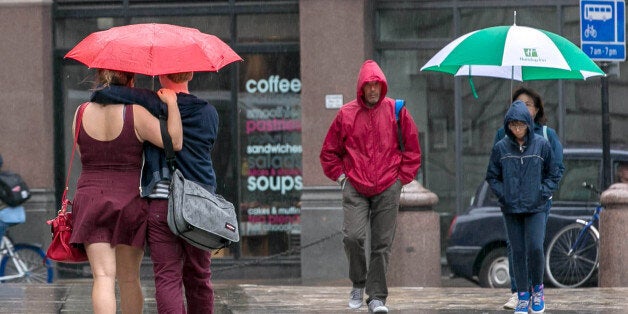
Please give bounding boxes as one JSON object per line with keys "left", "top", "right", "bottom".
{"left": 524, "top": 48, "right": 538, "bottom": 58}
{"left": 521, "top": 48, "right": 545, "bottom": 63}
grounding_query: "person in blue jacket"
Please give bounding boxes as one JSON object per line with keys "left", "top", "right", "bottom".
{"left": 495, "top": 87, "right": 565, "bottom": 310}
{"left": 486, "top": 100, "right": 561, "bottom": 314}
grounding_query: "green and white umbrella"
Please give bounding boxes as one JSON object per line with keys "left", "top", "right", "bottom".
{"left": 420, "top": 25, "right": 605, "bottom": 82}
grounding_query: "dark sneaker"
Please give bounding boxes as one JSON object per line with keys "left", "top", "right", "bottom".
{"left": 531, "top": 284, "right": 545, "bottom": 313}
{"left": 348, "top": 287, "right": 364, "bottom": 309}
{"left": 368, "top": 299, "right": 388, "bottom": 313}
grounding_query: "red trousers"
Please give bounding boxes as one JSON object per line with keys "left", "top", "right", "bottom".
{"left": 146, "top": 199, "right": 213, "bottom": 314}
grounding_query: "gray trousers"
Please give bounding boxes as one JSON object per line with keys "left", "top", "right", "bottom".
{"left": 342, "top": 180, "right": 401, "bottom": 303}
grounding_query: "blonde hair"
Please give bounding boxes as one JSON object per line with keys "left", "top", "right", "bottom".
{"left": 96, "top": 69, "right": 135, "bottom": 87}
{"left": 165, "top": 72, "right": 193, "bottom": 83}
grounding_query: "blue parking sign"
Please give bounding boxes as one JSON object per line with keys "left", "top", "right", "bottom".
{"left": 581, "top": 0, "right": 626, "bottom": 61}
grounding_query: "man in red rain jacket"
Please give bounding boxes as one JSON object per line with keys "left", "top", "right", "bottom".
{"left": 320, "top": 60, "right": 421, "bottom": 313}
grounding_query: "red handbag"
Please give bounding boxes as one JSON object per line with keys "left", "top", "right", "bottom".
{"left": 46, "top": 103, "right": 89, "bottom": 263}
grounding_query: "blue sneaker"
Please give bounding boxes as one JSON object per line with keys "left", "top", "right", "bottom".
{"left": 514, "top": 292, "right": 530, "bottom": 314}
{"left": 531, "top": 284, "right": 545, "bottom": 313}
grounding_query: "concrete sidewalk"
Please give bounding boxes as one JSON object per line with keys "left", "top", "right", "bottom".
{"left": 0, "top": 278, "right": 626, "bottom": 313}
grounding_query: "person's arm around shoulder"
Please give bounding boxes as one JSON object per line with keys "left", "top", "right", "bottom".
{"left": 398, "top": 106, "right": 422, "bottom": 184}
{"left": 133, "top": 88, "right": 183, "bottom": 151}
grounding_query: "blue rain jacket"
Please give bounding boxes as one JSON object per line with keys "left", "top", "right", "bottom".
{"left": 485, "top": 101, "right": 561, "bottom": 214}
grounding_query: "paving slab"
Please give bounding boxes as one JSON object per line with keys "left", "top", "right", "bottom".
{"left": 214, "top": 285, "right": 627, "bottom": 313}
{"left": 1, "top": 279, "right": 627, "bottom": 313}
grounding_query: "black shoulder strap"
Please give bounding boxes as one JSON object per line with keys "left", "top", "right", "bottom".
{"left": 159, "top": 118, "right": 176, "bottom": 172}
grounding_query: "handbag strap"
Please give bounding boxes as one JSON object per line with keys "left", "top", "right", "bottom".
{"left": 160, "top": 118, "right": 176, "bottom": 172}
{"left": 61, "top": 103, "right": 88, "bottom": 213}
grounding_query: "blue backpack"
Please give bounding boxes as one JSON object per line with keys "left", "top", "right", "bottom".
{"left": 395, "top": 99, "right": 405, "bottom": 152}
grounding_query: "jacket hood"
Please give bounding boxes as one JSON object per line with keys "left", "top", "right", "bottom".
{"left": 504, "top": 100, "right": 534, "bottom": 141}
{"left": 356, "top": 60, "right": 388, "bottom": 108}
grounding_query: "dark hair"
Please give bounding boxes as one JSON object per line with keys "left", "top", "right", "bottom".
{"left": 512, "top": 86, "right": 546, "bottom": 125}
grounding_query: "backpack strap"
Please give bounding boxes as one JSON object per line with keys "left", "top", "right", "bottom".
{"left": 395, "top": 99, "right": 405, "bottom": 152}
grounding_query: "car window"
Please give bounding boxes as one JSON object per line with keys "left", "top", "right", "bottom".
{"left": 554, "top": 159, "right": 600, "bottom": 202}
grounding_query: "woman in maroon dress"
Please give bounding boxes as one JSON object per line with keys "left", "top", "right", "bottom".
{"left": 70, "top": 69, "right": 182, "bottom": 314}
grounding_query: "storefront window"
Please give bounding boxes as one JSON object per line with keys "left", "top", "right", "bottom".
{"left": 55, "top": 16, "right": 231, "bottom": 50}
{"left": 131, "top": 16, "right": 230, "bottom": 39}
{"left": 55, "top": 18, "right": 125, "bottom": 49}
{"left": 237, "top": 13, "right": 299, "bottom": 42}
{"left": 237, "top": 52, "right": 301, "bottom": 256}
{"left": 459, "top": 7, "right": 558, "bottom": 34}
{"left": 378, "top": 9, "right": 453, "bottom": 40}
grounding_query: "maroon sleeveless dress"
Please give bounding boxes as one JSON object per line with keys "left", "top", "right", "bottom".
{"left": 70, "top": 104, "right": 148, "bottom": 249}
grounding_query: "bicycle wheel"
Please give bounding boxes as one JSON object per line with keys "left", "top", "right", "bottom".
{"left": 0, "top": 244, "right": 54, "bottom": 283}
{"left": 545, "top": 223, "right": 598, "bottom": 288}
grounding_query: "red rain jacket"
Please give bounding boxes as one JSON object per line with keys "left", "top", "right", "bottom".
{"left": 320, "top": 60, "right": 422, "bottom": 197}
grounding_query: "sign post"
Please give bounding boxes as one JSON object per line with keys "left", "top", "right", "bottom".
{"left": 580, "top": 0, "right": 625, "bottom": 189}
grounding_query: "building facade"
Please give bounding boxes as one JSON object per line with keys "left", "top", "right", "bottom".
{"left": 1, "top": 0, "right": 627, "bottom": 279}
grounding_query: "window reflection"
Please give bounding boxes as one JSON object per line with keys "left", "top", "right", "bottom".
{"left": 238, "top": 52, "right": 301, "bottom": 256}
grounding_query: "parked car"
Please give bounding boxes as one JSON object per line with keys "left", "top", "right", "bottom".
{"left": 446, "top": 148, "right": 628, "bottom": 288}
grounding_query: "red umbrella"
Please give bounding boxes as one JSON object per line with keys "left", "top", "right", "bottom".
{"left": 65, "top": 23, "right": 242, "bottom": 76}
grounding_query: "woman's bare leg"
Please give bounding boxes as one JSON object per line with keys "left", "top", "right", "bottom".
{"left": 116, "top": 244, "right": 144, "bottom": 314}
{"left": 86, "top": 243, "right": 117, "bottom": 314}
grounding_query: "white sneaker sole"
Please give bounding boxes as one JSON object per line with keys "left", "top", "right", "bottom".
{"left": 372, "top": 306, "right": 389, "bottom": 313}
{"left": 348, "top": 302, "right": 362, "bottom": 309}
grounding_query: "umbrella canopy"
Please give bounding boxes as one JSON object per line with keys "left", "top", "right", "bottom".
{"left": 420, "top": 25, "right": 604, "bottom": 81}
{"left": 65, "top": 23, "right": 242, "bottom": 76}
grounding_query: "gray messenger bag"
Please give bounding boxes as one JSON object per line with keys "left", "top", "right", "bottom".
{"left": 160, "top": 120, "right": 239, "bottom": 251}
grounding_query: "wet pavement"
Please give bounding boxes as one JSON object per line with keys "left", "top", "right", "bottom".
{"left": 1, "top": 275, "right": 627, "bottom": 313}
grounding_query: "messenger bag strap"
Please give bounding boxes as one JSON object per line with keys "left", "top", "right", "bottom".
{"left": 159, "top": 118, "right": 176, "bottom": 172}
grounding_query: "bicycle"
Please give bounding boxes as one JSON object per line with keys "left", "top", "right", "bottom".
{"left": 545, "top": 181, "right": 600, "bottom": 288}
{"left": 0, "top": 205, "right": 54, "bottom": 283}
